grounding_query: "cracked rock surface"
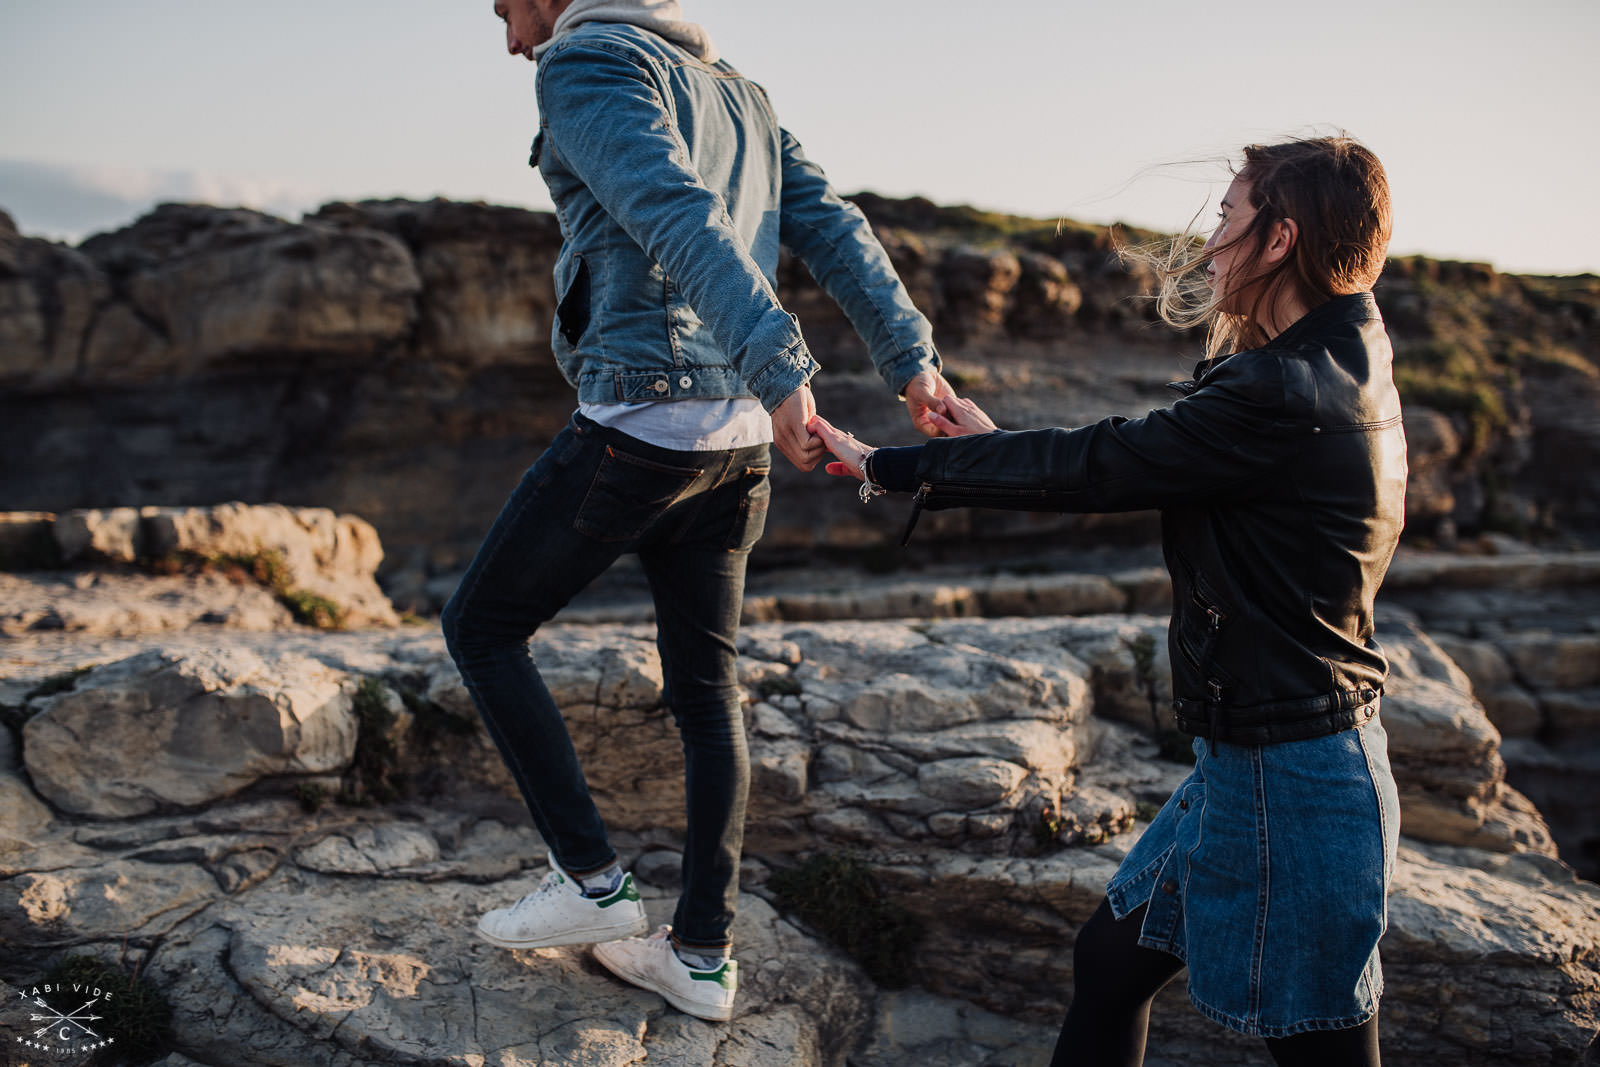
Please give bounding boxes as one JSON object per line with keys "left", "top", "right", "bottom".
{"left": 3, "top": 551, "right": 1600, "bottom": 1064}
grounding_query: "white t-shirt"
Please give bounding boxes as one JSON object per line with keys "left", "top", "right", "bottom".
{"left": 577, "top": 398, "right": 772, "bottom": 451}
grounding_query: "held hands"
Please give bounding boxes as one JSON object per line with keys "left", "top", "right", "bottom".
{"left": 902, "top": 369, "right": 957, "bottom": 437}
{"left": 902, "top": 370, "right": 998, "bottom": 439}
{"left": 919, "top": 395, "right": 997, "bottom": 437}
{"left": 809, "top": 416, "right": 874, "bottom": 481}
{"left": 781, "top": 375, "right": 998, "bottom": 477}
{"left": 772, "top": 385, "right": 825, "bottom": 471}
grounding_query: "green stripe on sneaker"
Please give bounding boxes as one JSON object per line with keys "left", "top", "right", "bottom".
{"left": 689, "top": 963, "right": 734, "bottom": 988}
{"left": 596, "top": 874, "right": 641, "bottom": 908}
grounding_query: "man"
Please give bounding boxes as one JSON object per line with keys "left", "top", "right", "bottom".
{"left": 442, "top": 0, "right": 952, "bottom": 1022}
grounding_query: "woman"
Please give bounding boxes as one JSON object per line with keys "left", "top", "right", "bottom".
{"left": 812, "top": 135, "right": 1404, "bottom": 1066}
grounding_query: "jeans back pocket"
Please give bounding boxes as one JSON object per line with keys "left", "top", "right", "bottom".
{"left": 574, "top": 446, "right": 705, "bottom": 543}
{"left": 724, "top": 464, "right": 771, "bottom": 552}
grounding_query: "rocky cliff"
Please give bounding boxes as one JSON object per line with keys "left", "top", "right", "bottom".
{"left": 2, "top": 508, "right": 1597, "bottom": 1065}
{"left": 2, "top": 198, "right": 1597, "bottom": 613}
{"left": 2, "top": 195, "right": 1599, "bottom": 1063}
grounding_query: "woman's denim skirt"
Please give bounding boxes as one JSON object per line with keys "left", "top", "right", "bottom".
{"left": 1105, "top": 710, "right": 1400, "bottom": 1037}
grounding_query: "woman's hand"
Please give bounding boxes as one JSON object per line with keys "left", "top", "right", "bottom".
{"left": 808, "top": 416, "right": 875, "bottom": 481}
{"left": 922, "top": 395, "right": 998, "bottom": 437}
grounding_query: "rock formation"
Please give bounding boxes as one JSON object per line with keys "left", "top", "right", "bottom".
{"left": 2, "top": 199, "right": 1597, "bottom": 616}
{"left": 3, "top": 532, "right": 1597, "bottom": 1065}
{"left": 1, "top": 503, "right": 396, "bottom": 633}
{"left": 2, "top": 190, "right": 1597, "bottom": 1063}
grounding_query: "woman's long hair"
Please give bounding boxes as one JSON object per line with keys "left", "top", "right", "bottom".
{"left": 1132, "top": 135, "right": 1393, "bottom": 358}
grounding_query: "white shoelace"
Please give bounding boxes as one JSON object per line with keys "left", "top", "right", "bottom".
{"left": 508, "top": 871, "right": 565, "bottom": 915}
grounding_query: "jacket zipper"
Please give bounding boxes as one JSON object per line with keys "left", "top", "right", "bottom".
{"left": 900, "top": 484, "right": 932, "bottom": 546}
{"left": 1198, "top": 604, "right": 1226, "bottom": 753}
{"left": 898, "top": 482, "right": 1053, "bottom": 546}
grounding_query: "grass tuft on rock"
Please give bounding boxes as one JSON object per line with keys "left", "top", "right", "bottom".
{"left": 768, "top": 852, "right": 924, "bottom": 988}
{"left": 25, "top": 665, "right": 97, "bottom": 702}
{"left": 144, "top": 547, "right": 347, "bottom": 629}
{"left": 39, "top": 953, "right": 173, "bottom": 1064}
{"left": 343, "top": 676, "right": 405, "bottom": 805}
{"left": 294, "top": 781, "right": 329, "bottom": 813}
{"left": 277, "top": 587, "right": 347, "bottom": 630}
{"left": 2, "top": 665, "right": 99, "bottom": 735}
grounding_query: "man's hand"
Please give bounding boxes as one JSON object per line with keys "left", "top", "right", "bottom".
{"left": 772, "top": 385, "right": 825, "bottom": 471}
{"left": 902, "top": 369, "right": 957, "bottom": 437}
{"left": 923, "top": 395, "right": 998, "bottom": 437}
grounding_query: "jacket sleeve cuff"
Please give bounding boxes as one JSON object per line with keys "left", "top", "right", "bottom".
{"left": 865, "top": 445, "right": 924, "bottom": 492}
{"left": 746, "top": 340, "right": 821, "bottom": 412}
{"left": 882, "top": 343, "right": 943, "bottom": 397}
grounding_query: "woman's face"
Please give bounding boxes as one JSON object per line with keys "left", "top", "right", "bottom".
{"left": 1203, "top": 176, "right": 1259, "bottom": 308}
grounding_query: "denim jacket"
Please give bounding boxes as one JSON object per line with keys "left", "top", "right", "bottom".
{"left": 532, "top": 22, "right": 940, "bottom": 411}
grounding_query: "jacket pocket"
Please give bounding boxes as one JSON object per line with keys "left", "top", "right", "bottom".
{"left": 557, "top": 256, "right": 591, "bottom": 346}
{"left": 1174, "top": 555, "right": 1236, "bottom": 684}
{"left": 574, "top": 446, "right": 704, "bottom": 542}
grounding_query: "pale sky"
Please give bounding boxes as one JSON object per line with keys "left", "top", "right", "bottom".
{"left": 2, "top": 0, "right": 1596, "bottom": 276}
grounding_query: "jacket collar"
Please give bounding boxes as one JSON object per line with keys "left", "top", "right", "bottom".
{"left": 1266, "top": 291, "right": 1379, "bottom": 351}
{"left": 1186, "top": 292, "right": 1379, "bottom": 383}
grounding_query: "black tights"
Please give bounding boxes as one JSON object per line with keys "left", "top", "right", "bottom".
{"left": 1050, "top": 899, "right": 1381, "bottom": 1067}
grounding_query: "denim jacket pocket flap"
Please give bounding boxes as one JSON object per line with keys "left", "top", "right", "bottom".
{"left": 614, "top": 370, "right": 680, "bottom": 401}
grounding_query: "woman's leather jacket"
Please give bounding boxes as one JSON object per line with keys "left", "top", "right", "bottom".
{"left": 874, "top": 293, "right": 1408, "bottom": 745}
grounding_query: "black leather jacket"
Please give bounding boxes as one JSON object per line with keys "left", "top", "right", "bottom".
{"left": 871, "top": 293, "right": 1408, "bottom": 745}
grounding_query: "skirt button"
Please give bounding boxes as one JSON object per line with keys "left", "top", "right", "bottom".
{"left": 1162, "top": 880, "right": 1179, "bottom": 895}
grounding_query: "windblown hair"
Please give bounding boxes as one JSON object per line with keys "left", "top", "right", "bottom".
{"left": 1132, "top": 135, "right": 1393, "bottom": 358}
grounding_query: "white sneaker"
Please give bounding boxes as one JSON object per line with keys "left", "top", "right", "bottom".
{"left": 477, "top": 856, "right": 647, "bottom": 950}
{"left": 593, "top": 925, "right": 737, "bottom": 1022}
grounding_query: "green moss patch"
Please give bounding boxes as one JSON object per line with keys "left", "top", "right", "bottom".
{"left": 768, "top": 852, "right": 924, "bottom": 988}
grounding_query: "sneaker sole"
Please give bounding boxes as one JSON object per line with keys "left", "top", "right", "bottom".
{"left": 477, "top": 912, "right": 648, "bottom": 950}
{"left": 592, "top": 946, "right": 735, "bottom": 1022}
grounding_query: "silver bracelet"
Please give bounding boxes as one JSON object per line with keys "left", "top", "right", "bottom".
{"left": 857, "top": 447, "right": 886, "bottom": 502}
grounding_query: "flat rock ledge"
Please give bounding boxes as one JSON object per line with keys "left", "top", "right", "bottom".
{"left": 3, "top": 616, "right": 1597, "bottom": 1066}
{"left": 0, "top": 503, "right": 398, "bottom": 633}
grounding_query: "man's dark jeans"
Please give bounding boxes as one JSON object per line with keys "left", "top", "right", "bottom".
{"left": 442, "top": 412, "right": 770, "bottom": 951}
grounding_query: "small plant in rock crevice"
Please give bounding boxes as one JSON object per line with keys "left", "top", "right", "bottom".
{"left": 141, "top": 547, "right": 347, "bottom": 630}
{"left": 330, "top": 676, "right": 477, "bottom": 807}
{"left": 768, "top": 852, "right": 924, "bottom": 988}
{"left": 1, "top": 665, "right": 99, "bottom": 739}
{"left": 294, "top": 781, "right": 330, "bottom": 813}
{"left": 1031, "top": 802, "right": 1068, "bottom": 855}
{"left": 25, "top": 665, "right": 98, "bottom": 703}
{"left": 37, "top": 953, "right": 174, "bottom": 1064}
{"left": 276, "top": 586, "right": 346, "bottom": 630}
{"left": 387, "top": 677, "right": 477, "bottom": 746}
{"left": 343, "top": 676, "right": 405, "bottom": 805}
